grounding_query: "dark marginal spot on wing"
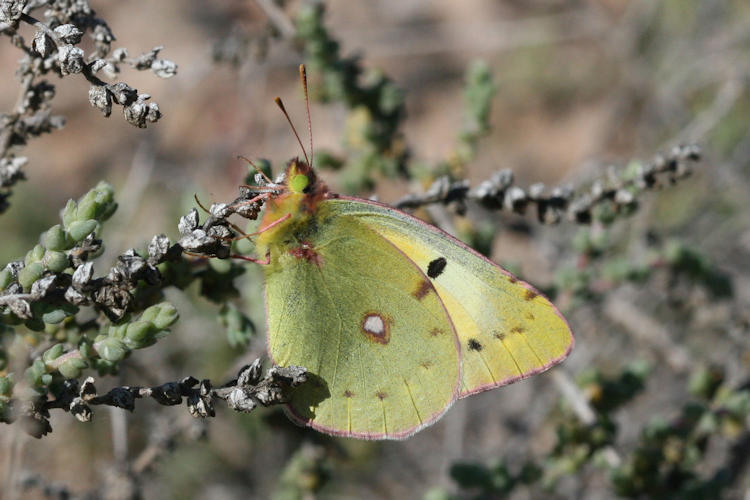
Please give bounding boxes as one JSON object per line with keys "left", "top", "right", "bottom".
{"left": 376, "top": 391, "right": 387, "bottom": 400}
{"left": 427, "top": 257, "right": 447, "bottom": 279}
{"left": 511, "top": 326, "right": 525, "bottom": 334}
{"left": 468, "top": 338, "right": 483, "bottom": 351}
{"left": 493, "top": 331, "right": 506, "bottom": 341}
{"left": 508, "top": 275, "right": 518, "bottom": 284}
{"left": 420, "top": 361, "right": 433, "bottom": 370}
{"left": 430, "top": 328, "right": 445, "bottom": 337}
{"left": 344, "top": 390, "right": 354, "bottom": 398}
{"left": 413, "top": 280, "right": 431, "bottom": 300}
{"left": 525, "top": 312, "right": 535, "bottom": 320}
{"left": 523, "top": 289, "right": 538, "bottom": 301}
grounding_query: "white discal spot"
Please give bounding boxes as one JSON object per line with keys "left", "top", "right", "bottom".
{"left": 363, "top": 314, "right": 385, "bottom": 335}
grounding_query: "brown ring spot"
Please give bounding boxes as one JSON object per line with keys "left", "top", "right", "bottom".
{"left": 343, "top": 390, "right": 354, "bottom": 398}
{"left": 523, "top": 289, "right": 538, "bottom": 301}
{"left": 361, "top": 312, "right": 391, "bottom": 345}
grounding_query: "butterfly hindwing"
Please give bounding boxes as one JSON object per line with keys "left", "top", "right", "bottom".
{"left": 265, "top": 213, "right": 461, "bottom": 439}
{"left": 324, "top": 197, "right": 574, "bottom": 397}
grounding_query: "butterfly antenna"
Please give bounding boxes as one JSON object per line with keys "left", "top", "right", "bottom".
{"left": 275, "top": 96, "right": 310, "bottom": 166}
{"left": 193, "top": 193, "right": 211, "bottom": 214}
{"left": 237, "top": 155, "right": 273, "bottom": 184}
{"left": 299, "top": 64, "right": 314, "bottom": 169}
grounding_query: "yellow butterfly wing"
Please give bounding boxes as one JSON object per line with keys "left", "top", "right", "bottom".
{"left": 263, "top": 211, "right": 461, "bottom": 439}
{"left": 325, "top": 197, "right": 574, "bottom": 397}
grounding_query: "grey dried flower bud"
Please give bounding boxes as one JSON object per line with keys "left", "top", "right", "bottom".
{"left": 178, "top": 209, "right": 200, "bottom": 235}
{"left": 528, "top": 182, "right": 545, "bottom": 199}
{"left": 237, "top": 359, "right": 263, "bottom": 387}
{"left": 540, "top": 205, "right": 561, "bottom": 225}
{"left": 111, "top": 47, "right": 128, "bottom": 62}
{"left": 64, "top": 287, "right": 86, "bottom": 305}
{"left": 6, "top": 295, "right": 31, "bottom": 318}
{"left": 89, "top": 59, "right": 107, "bottom": 73}
{"left": 106, "top": 387, "right": 136, "bottom": 411}
{"left": 147, "top": 234, "right": 171, "bottom": 263}
{"left": 88, "top": 85, "right": 113, "bottom": 117}
{"left": 178, "top": 229, "right": 210, "bottom": 251}
{"left": 133, "top": 46, "right": 162, "bottom": 70}
{"left": 30, "top": 274, "right": 56, "bottom": 299}
{"left": 93, "top": 284, "right": 131, "bottom": 320}
{"left": 57, "top": 45, "right": 85, "bottom": 75}
{"left": 150, "top": 382, "right": 183, "bottom": 406}
{"left": 210, "top": 203, "right": 231, "bottom": 219}
{"left": 72, "top": 262, "right": 94, "bottom": 290}
{"left": 80, "top": 377, "right": 97, "bottom": 400}
{"left": 425, "top": 176, "right": 451, "bottom": 199}
{"left": 493, "top": 169, "right": 514, "bottom": 189}
{"left": 53, "top": 24, "right": 84, "bottom": 44}
{"left": 469, "top": 180, "right": 495, "bottom": 200}
{"left": 590, "top": 180, "right": 605, "bottom": 199}
{"left": 23, "top": 82, "right": 55, "bottom": 111}
{"left": 92, "top": 23, "right": 115, "bottom": 43}
{"left": 151, "top": 59, "right": 177, "bottom": 79}
{"left": 69, "top": 397, "right": 91, "bottom": 422}
{"left": 268, "top": 365, "right": 308, "bottom": 387}
{"left": 107, "top": 82, "right": 137, "bottom": 105}
{"left": 568, "top": 194, "right": 594, "bottom": 224}
{"left": 32, "top": 30, "right": 56, "bottom": 57}
{"left": 188, "top": 380, "right": 215, "bottom": 418}
{"left": 3, "top": 260, "right": 23, "bottom": 279}
{"left": 614, "top": 189, "right": 635, "bottom": 206}
{"left": 504, "top": 186, "right": 528, "bottom": 213}
{"left": 550, "top": 185, "right": 573, "bottom": 204}
{"left": 188, "top": 392, "right": 214, "bottom": 418}
{"left": 227, "top": 387, "right": 257, "bottom": 413}
{"left": 0, "top": 0, "right": 26, "bottom": 24}
{"left": 123, "top": 94, "right": 161, "bottom": 128}
{"left": 1, "top": 156, "right": 27, "bottom": 187}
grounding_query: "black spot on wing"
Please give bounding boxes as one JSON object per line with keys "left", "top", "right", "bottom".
{"left": 427, "top": 257, "right": 447, "bottom": 279}
{"left": 468, "top": 338, "right": 483, "bottom": 351}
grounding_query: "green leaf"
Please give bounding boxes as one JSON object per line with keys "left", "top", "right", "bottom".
{"left": 96, "top": 337, "right": 127, "bottom": 362}
{"left": 43, "top": 224, "right": 68, "bottom": 251}
{"left": 42, "top": 250, "right": 69, "bottom": 273}
{"left": 18, "top": 262, "right": 44, "bottom": 290}
{"left": 58, "top": 357, "right": 88, "bottom": 379}
{"left": 0, "top": 269, "right": 12, "bottom": 290}
{"left": 67, "top": 219, "right": 98, "bottom": 242}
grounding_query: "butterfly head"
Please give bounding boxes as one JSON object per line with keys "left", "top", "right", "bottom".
{"left": 286, "top": 158, "right": 315, "bottom": 194}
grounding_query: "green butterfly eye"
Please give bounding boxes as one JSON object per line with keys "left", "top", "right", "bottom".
{"left": 291, "top": 174, "right": 310, "bottom": 193}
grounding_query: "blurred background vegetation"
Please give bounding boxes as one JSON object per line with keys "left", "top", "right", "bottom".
{"left": 2, "top": 0, "right": 750, "bottom": 498}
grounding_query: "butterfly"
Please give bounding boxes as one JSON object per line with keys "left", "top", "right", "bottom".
{"left": 241, "top": 65, "right": 573, "bottom": 440}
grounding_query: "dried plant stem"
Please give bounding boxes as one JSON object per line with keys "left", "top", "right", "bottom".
{"left": 550, "top": 369, "right": 622, "bottom": 468}
{"left": 604, "top": 288, "right": 691, "bottom": 373}
{"left": 254, "top": 0, "right": 296, "bottom": 38}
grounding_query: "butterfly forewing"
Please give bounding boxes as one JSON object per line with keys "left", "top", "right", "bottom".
{"left": 325, "top": 197, "right": 574, "bottom": 397}
{"left": 264, "top": 213, "right": 461, "bottom": 439}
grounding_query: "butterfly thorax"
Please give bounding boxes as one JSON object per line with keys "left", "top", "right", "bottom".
{"left": 255, "top": 159, "right": 330, "bottom": 262}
